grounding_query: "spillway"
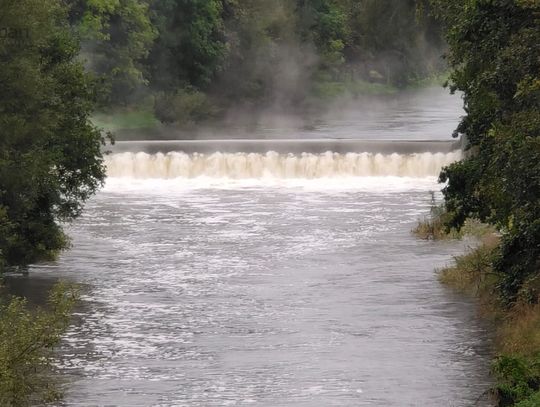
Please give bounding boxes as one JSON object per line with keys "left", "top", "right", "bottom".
{"left": 106, "top": 139, "right": 462, "bottom": 180}
{"left": 109, "top": 139, "right": 462, "bottom": 155}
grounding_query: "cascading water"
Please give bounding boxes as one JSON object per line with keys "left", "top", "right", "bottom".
{"left": 106, "top": 150, "right": 461, "bottom": 179}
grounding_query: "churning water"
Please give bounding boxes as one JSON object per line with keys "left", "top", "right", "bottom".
{"left": 105, "top": 151, "right": 461, "bottom": 180}
{"left": 8, "top": 88, "right": 494, "bottom": 406}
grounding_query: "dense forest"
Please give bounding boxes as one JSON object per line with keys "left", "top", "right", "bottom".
{"left": 68, "top": 0, "right": 445, "bottom": 124}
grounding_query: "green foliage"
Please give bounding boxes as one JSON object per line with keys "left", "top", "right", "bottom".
{"left": 153, "top": 88, "right": 217, "bottom": 125}
{"left": 298, "top": 0, "right": 349, "bottom": 72}
{"left": 92, "top": 109, "right": 159, "bottom": 131}
{"left": 338, "top": 0, "right": 445, "bottom": 86}
{"left": 439, "top": 235, "right": 500, "bottom": 295}
{"left": 413, "top": 204, "right": 455, "bottom": 240}
{"left": 492, "top": 355, "right": 540, "bottom": 407}
{"left": 70, "top": 0, "right": 157, "bottom": 105}
{"left": 0, "top": 0, "right": 109, "bottom": 269}
{"left": 0, "top": 283, "right": 78, "bottom": 406}
{"left": 411, "top": 192, "right": 476, "bottom": 240}
{"left": 215, "top": 0, "right": 307, "bottom": 105}
{"left": 514, "top": 391, "right": 540, "bottom": 407}
{"left": 432, "top": 2, "right": 540, "bottom": 405}
{"left": 147, "top": 0, "right": 226, "bottom": 91}
{"left": 308, "top": 72, "right": 396, "bottom": 103}
{"left": 433, "top": 0, "right": 540, "bottom": 306}
{"left": 68, "top": 0, "right": 446, "bottom": 114}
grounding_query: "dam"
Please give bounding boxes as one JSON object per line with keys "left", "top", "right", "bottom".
{"left": 106, "top": 139, "right": 462, "bottom": 180}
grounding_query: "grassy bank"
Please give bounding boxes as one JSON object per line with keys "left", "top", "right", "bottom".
{"left": 308, "top": 77, "right": 398, "bottom": 101}
{"left": 91, "top": 75, "right": 447, "bottom": 136}
{"left": 91, "top": 109, "right": 160, "bottom": 132}
{"left": 414, "top": 216, "right": 540, "bottom": 406}
{"left": 91, "top": 80, "right": 396, "bottom": 135}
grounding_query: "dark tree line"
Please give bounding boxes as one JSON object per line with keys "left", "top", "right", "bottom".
{"left": 67, "top": 0, "right": 445, "bottom": 122}
{"left": 433, "top": 1, "right": 540, "bottom": 404}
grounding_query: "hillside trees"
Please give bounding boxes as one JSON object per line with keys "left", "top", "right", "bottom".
{"left": 214, "top": 0, "right": 310, "bottom": 106}
{"left": 146, "top": 0, "right": 226, "bottom": 91}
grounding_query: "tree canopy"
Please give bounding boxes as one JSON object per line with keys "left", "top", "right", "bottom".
{"left": 433, "top": 0, "right": 540, "bottom": 306}
{"left": 67, "top": 0, "right": 445, "bottom": 121}
{"left": 0, "top": 0, "right": 109, "bottom": 270}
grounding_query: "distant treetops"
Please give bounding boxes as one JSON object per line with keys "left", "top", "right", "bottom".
{"left": 68, "top": 0, "right": 445, "bottom": 121}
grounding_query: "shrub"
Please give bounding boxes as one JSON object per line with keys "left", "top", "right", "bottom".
{"left": 492, "top": 354, "right": 540, "bottom": 407}
{"left": 514, "top": 391, "right": 540, "bottom": 407}
{"left": 0, "top": 283, "right": 77, "bottom": 406}
{"left": 412, "top": 192, "right": 459, "bottom": 240}
{"left": 153, "top": 89, "right": 218, "bottom": 125}
{"left": 498, "top": 304, "right": 540, "bottom": 358}
{"left": 439, "top": 235, "right": 500, "bottom": 296}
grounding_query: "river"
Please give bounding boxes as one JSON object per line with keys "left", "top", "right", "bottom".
{"left": 6, "top": 88, "right": 493, "bottom": 406}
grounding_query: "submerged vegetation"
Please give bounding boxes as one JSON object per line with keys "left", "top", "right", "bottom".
{"left": 413, "top": 200, "right": 453, "bottom": 240}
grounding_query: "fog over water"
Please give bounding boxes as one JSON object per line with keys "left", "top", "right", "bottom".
{"left": 117, "top": 87, "right": 464, "bottom": 142}
{"left": 7, "top": 88, "right": 494, "bottom": 406}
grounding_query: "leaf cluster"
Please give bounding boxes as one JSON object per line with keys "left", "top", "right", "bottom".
{"left": 0, "top": 283, "right": 78, "bottom": 406}
{"left": 433, "top": 0, "right": 540, "bottom": 306}
{"left": 0, "top": 0, "right": 109, "bottom": 269}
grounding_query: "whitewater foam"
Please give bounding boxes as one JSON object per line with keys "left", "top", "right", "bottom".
{"left": 105, "top": 151, "right": 461, "bottom": 180}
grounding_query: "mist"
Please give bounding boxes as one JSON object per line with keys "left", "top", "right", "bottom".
{"left": 69, "top": 0, "right": 450, "bottom": 138}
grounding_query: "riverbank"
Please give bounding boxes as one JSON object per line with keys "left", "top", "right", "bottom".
{"left": 442, "top": 241, "right": 540, "bottom": 406}
{"left": 92, "top": 76, "right": 450, "bottom": 138}
{"left": 414, "top": 219, "right": 540, "bottom": 406}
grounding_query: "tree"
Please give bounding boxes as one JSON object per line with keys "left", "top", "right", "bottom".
{"left": 0, "top": 284, "right": 77, "bottom": 406}
{"left": 297, "top": 0, "right": 349, "bottom": 73}
{"left": 433, "top": 0, "right": 540, "bottom": 305}
{"left": 146, "top": 0, "right": 226, "bottom": 91}
{"left": 69, "top": 0, "right": 157, "bottom": 105}
{"left": 212, "top": 0, "right": 318, "bottom": 107}
{"left": 0, "top": 0, "right": 109, "bottom": 270}
{"left": 338, "top": 0, "right": 443, "bottom": 85}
